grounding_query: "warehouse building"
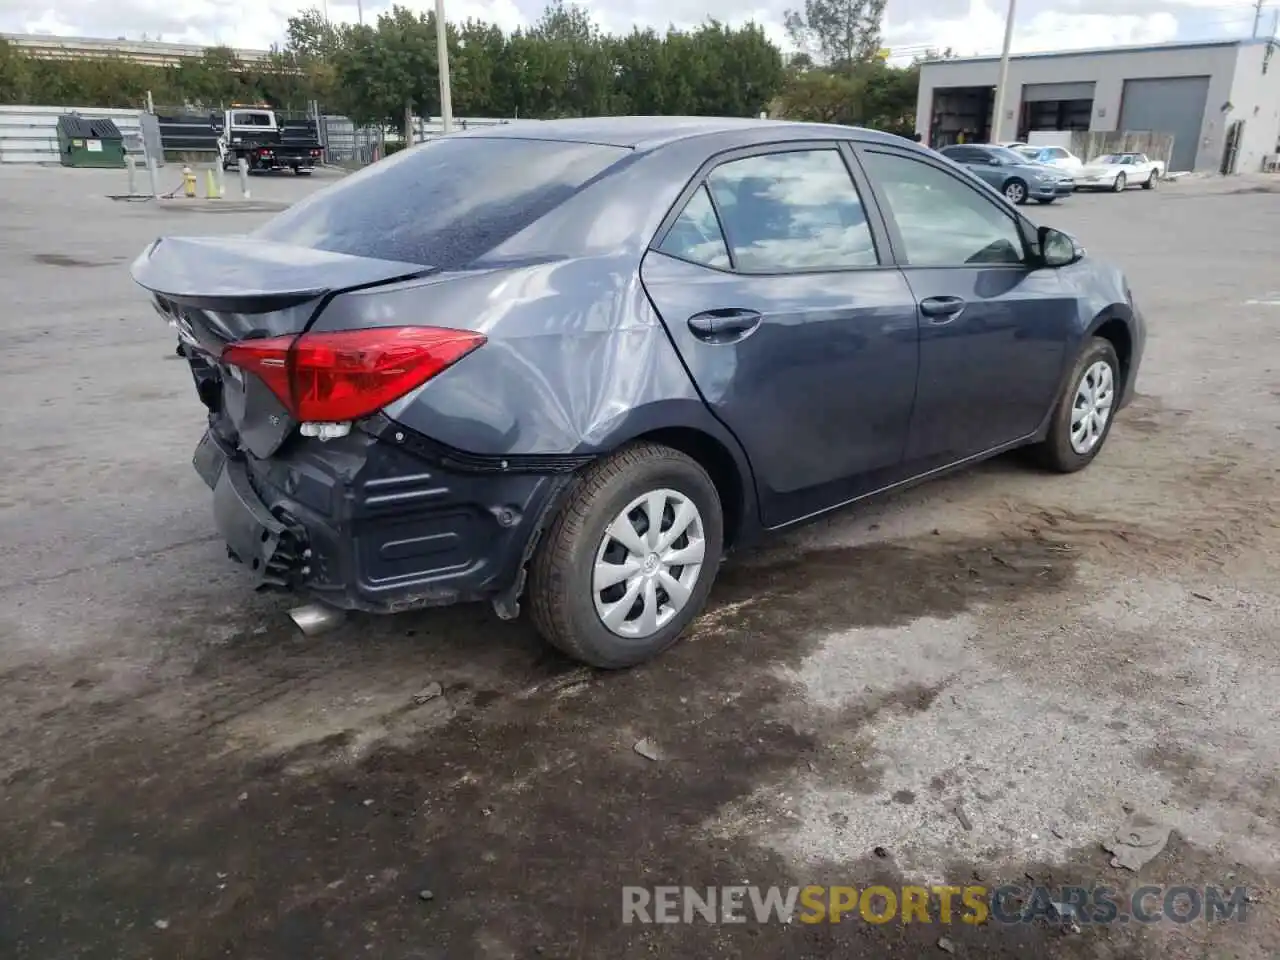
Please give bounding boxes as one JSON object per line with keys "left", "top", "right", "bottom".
{"left": 915, "top": 38, "right": 1280, "bottom": 173}
{"left": 1, "top": 32, "right": 272, "bottom": 68}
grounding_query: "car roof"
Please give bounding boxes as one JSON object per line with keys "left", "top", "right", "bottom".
{"left": 448, "top": 115, "right": 911, "bottom": 151}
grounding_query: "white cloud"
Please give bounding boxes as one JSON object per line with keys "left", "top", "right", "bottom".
{"left": 0, "top": 0, "right": 1235, "bottom": 60}
{"left": 883, "top": 0, "right": 1181, "bottom": 62}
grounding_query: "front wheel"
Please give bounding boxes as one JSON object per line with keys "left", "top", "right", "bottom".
{"left": 1003, "top": 179, "right": 1028, "bottom": 205}
{"left": 527, "top": 442, "right": 724, "bottom": 668}
{"left": 1112, "top": 172, "right": 1127, "bottom": 193}
{"left": 1028, "top": 337, "right": 1121, "bottom": 473}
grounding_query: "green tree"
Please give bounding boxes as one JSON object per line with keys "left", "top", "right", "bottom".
{"left": 783, "top": 0, "right": 888, "bottom": 68}
{"left": 453, "top": 19, "right": 508, "bottom": 115}
{"left": 0, "top": 4, "right": 794, "bottom": 125}
{"left": 0, "top": 38, "right": 34, "bottom": 103}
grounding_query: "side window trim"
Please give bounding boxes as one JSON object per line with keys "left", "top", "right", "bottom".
{"left": 700, "top": 182, "right": 737, "bottom": 272}
{"left": 846, "top": 143, "right": 1033, "bottom": 269}
{"left": 649, "top": 139, "right": 891, "bottom": 276}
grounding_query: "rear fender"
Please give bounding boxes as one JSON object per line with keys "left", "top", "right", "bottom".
{"left": 323, "top": 261, "right": 765, "bottom": 541}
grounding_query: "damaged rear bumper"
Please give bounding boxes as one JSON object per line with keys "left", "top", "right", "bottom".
{"left": 194, "top": 419, "right": 580, "bottom": 614}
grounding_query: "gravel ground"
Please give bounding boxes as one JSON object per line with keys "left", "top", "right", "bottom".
{"left": 0, "top": 164, "right": 1277, "bottom": 960}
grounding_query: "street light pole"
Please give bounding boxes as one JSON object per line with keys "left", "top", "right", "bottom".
{"left": 435, "top": 0, "right": 454, "bottom": 134}
{"left": 990, "top": 0, "right": 1017, "bottom": 142}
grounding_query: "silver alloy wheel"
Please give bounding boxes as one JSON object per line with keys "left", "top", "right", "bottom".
{"left": 1113, "top": 172, "right": 1126, "bottom": 192}
{"left": 592, "top": 488, "right": 706, "bottom": 639}
{"left": 1005, "top": 181, "right": 1025, "bottom": 203}
{"left": 1070, "top": 360, "right": 1115, "bottom": 455}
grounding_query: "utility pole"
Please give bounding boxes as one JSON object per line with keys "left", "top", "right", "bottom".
{"left": 990, "top": 0, "right": 1017, "bottom": 142}
{"left": 357, "top": 0, "right": 363, "bottom": 24}
{"left": 1253, "top": 0, "right": 1265, "bottom": 37}
{"left": 435, "top": 0, "right": 453, "bottom": 134}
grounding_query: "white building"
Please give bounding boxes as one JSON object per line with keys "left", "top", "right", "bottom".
{"left": 915, "top": 38, "right": 1280, "bottom": 173}
{"left": 2, "top": 32, "right": 273, "bottom": 68}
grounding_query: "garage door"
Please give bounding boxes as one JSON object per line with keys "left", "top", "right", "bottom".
{"left": 1118, "top": 76, "right": 1210, "bottom": 172}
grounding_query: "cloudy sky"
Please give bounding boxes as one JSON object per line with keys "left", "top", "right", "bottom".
{"left": 0, "top": 0, "right": 1271, "bottom": 61}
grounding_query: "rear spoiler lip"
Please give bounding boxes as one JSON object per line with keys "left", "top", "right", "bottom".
{"left": 131, "top": 236, "right": 436, "bottom": 315}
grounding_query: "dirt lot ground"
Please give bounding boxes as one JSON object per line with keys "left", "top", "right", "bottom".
{"left": 0, "top": 163, "right": 1277, "bottom": 960}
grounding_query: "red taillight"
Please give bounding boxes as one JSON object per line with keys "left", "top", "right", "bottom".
{"left": 222, "top": 327, "right": 486, "bottom": 423}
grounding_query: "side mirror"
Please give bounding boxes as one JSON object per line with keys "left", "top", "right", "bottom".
{"left": 1039, "top": 226, "right": 1084, "bottom": 267}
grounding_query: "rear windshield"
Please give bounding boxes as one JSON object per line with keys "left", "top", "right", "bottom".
{"left": 254, "top": 136, "right": 629, "bottom": 269}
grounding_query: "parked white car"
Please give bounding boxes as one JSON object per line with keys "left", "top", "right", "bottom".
{"left": 1014, "top": 144, "right": 1085, "bottom": 176}
{"left": 1074, "top": 153, "right": 1165, "bottom": 192}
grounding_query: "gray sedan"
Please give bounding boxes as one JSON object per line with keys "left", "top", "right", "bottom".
{"left": 131, "top": 117, "right": 1143, "bottom": 668}
{"left": 939, "top": 144, "right": 1076, "bottom": 205}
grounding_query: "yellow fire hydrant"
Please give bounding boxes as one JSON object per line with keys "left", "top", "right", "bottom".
{"left": 182, "top": 165, "right": 196, "bottom": 198}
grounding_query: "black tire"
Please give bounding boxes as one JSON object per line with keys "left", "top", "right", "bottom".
{"left": 1112, "top": 172, "right": 1127, "bottom": 193}
{"left": 527, "top": 442, "right": 724, "bottom": 669}
{"left": 1028, "top": 337, "right": 1121, "bottom": 473}
{"left": 1035, "top": 198, "right": 1056, "bottom": 205}
{"left": 1003, "top": 178, "right": 1028, "bottom": 205}
{"left": 1142, "top": 171, "right": 1157, "bottom": 190}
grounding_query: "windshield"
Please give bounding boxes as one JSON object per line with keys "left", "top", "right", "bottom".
{"left": 255, "top": 136, "right": 629, "bottom": 268}
{"left": 986, "top": 146, "right": 1031, "bottom": 165}
{"left": 232, "top": 112, "right": 274, "bottom": 127}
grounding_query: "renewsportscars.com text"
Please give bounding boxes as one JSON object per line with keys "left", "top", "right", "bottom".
{"left": 622, "top": 884, "right": 1252, "bottom": 925}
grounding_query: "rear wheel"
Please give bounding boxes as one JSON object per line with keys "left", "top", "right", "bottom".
{"left": 1143, "top": 171, "right": 1157, "bottom": 189}
{"left": 527, "top": 442, "right": 724, "bottom": 668}
{"left": 1029, "top": 337, "right": 1120, "bottom": 473}
{"left": 1112, "top": 172, "right": 1127, "bottom": 193}
{"left": 1003, "top": 178, "right": 1028, "bottom": 205}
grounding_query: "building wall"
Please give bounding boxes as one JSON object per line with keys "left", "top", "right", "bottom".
{"left": 1225, "top": 42, "right": 1280, "bottom": 172}
{"left": 916, "top": 41, "right": 1262, "bottom": 172}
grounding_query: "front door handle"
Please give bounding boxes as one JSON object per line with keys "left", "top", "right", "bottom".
{"left": 919, "top": 296, "right": 966, "bottom": 323}
{"left": 688, "top": 309, "right": 763, "bottom": 342}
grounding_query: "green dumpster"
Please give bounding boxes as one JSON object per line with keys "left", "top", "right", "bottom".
{"left": 56, "top": 114, "right": 128, "bottom": 169}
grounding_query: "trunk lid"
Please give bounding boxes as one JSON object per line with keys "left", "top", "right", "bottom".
{"left": 133, "top": 236, "right": 434, "bottom": 458}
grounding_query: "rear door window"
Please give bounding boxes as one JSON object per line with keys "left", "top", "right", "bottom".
{"left": 703, "top": 149, "right": 878, "bottom": 272}
{"left": 658, "top": 185, "right": 731, "bottom": 269}
{"left": 254, "top": 137, "right": 630, "bottom": 269}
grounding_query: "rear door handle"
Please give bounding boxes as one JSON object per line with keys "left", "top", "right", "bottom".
{"left": 919, "top": 296, "right": 966, "bottom": 323}
{"left": 688, "top": 309, "right": 763, "bottom": 341}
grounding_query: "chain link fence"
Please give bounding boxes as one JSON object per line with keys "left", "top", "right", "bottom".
{"left": 317, "top": 111, "right": 527, "bottom": 169}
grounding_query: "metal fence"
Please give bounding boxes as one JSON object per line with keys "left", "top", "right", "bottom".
{"left": 1067, "top": 131, "right": 1177, "bottom": 170}
{"left": 0, "top": 103, "right": 526, "bottom": 167}
{"left": 319, "top": 113, "right": 527, "bottom": 167}
{"left": 0, "top": 105, "right": 160, "bottom": 165}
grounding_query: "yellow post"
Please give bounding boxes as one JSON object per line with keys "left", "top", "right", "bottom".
{"left": 205, "top": 168, "right": 219, "bottom": 199}
{"left": 182, "top": 165, "right": 196, "bottom": 198}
